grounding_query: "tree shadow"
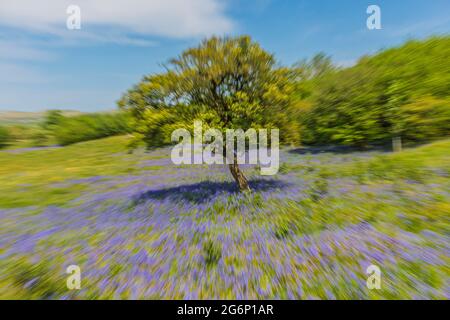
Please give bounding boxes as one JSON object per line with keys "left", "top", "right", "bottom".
{"left": 132, "top": 179, "right": 289, "bottom": 205}
{"left": 288, "top": 144, "right": 392, "bottom": 155}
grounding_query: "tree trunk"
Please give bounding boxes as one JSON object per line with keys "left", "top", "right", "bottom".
{"left": 228, "top": 161, "right": 250, "bottom": 192}
{"left": 223, "top": 147, "right": 251, "bottom": 192}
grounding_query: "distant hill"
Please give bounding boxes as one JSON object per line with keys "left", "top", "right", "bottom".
{"left": 0, "top": 110, "right": 83, "bottom": 125}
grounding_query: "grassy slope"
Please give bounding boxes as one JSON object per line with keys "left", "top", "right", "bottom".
{"left": 0, "top": 136, "right": 144, "bottom": 208}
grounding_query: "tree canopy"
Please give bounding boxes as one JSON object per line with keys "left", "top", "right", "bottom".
{"left": 299, "top": 36, "right": 450, "bottom": 146}
{"left": 119, "top": 35, "right": 300, "bottom": 190}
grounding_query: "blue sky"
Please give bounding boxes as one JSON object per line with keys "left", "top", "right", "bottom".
{"left": 0, "top": 0, "right": 449, "bottom": 112}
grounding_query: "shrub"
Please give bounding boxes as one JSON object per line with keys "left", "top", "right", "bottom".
{"left": 52, "top": 112, "right": 131, "bottom": 146}
{"left": 30, "top": 130, "right": 50, "bottom": 147}
{"left": 0, "top": 126, "right": 10, "bottom": 148}
{"left": 41, "top": 110, "right": 64, "bottom": 130}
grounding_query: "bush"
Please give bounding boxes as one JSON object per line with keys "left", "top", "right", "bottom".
{"left": 41, "top": 110, "right": 64, "bottom": 130}
{"left": 0, "top": 126, "right": 10, "bottom": 148}
{"left": 30, "top": 130, "right": 50, "bottom": 147}
{"left": 4, "top": 125, "right": 35, "bottom": 141}
{"left": 52, "top": 112, "right": 131, "bottom": 146}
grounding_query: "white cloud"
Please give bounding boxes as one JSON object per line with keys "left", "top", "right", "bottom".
{"left": 0, "top": 0, "right": 234, "bottom": 39}
{"left": 0, "top": 1, "right": 236, "bottom": 111}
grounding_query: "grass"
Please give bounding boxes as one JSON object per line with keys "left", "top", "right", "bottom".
{"left": 0, "top": 136, "right": 148, "bottom": 208}
{"left": 0, "top": 136, "right": 448, "bottom": 299}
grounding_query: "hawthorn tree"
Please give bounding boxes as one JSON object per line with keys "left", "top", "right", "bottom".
{"left": 119, "top": 36, "right": 299, "bottom": 191}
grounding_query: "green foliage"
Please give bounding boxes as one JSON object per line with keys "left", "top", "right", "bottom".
{"left": 203, "top": 239, "right": 222, "bottom": 267}
{"left": 0, "top": 126, "right": 10, "bottom": 148}
{"left": 41, "top": 110, "right": 64, "bottom": 130}
{"left": 399, "top": 96, "right": 450, "bottom": 141}
{"left": 120, "top": 36, "right": 449, "bottom": 149}
{"left": 3, "top": 124, "right": 35, "bottom": 141}
{"left": 0, "top": 124, "right": 53, "bottom": 149}
{"left": 299, "top": 36, "right": 450, "bottom": 146}
{"left": 52, "top": 112, "right": 131, "bottom": 146}
{"left": 30, "top": 130, "right": 50, "bottom": 147}
{"left": 119, "top": 35, "right": 301, "bottom": 148}
{"left": 1, "top": 111, "right": 130, "bottom": 148}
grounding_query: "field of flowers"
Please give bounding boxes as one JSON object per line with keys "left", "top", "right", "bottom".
{"left": 0, "top": 136, "right": 449, "bottom": 299}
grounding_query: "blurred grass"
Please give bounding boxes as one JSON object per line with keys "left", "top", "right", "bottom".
{"left": 0, "top": 136, "right": 448, "bottom": 299}
{"left": 0, "top": 136, "right": 148, "bottom": 208}
{"left": 1, "top": 136, "right": 449, "bottom": 211}
{"left": 258, "top": 140, "right": 450, "bottom": 245}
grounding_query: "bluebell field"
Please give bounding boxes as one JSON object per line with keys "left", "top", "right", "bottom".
{"left": 0, "top": 136, "right": 448, "bottom": 299}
